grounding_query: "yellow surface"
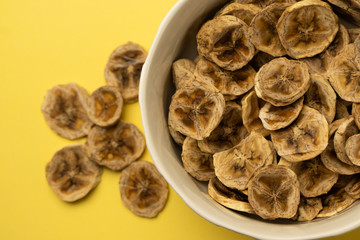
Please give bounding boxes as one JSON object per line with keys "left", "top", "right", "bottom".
{"left": 0, "top": 0, "right": 359, "bottom": 240}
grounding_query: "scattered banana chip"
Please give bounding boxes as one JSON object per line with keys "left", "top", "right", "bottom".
{"left": 45, "top": 144, "right": 103, "bottom": 202}
{"left": 172, "top": 58, "right": 196, "bottom": 89}
{"left": 216, "top": 3, "right": 261, "bottom": 26}
{"left": 297, "top": 197, "right": 323, "bottom": 222}
{"left": 105, "top": 42, "right": 147, "bottom": 103}
{"left": 119, "top": 161, "right": 168, "bottom": 218}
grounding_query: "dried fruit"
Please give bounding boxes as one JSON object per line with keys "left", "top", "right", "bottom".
{"left": 172, "top": 58, "right": 196, "bottom": 89}
{"left": 297, "top": 197, "right": 323, "bottom": 222}
{"left": 216, "top": 3, "right": 261, "bottom": 26}
{"left": 345, "top": 134, "right": 360, "bottom": 166}
{"left": 317, "top": 188, "right": 355, "bottom": 218}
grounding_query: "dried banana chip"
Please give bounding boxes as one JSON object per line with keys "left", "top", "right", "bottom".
{"left": 172, "top": 58, "right": 196, "bottom": 89}
{"left": 254, "top": 57, "right": 310, "bottom": 106}
{"left": 45, "top": 144, "right": 103, "bottom": 202}
{"left": 249, "top": 3, "right": 289, "bottom": 57}
{"left": 41, "top": 82, "right": 93, "bottom": 140}
{"left": 234, "top": 0, "right": 296, "bottom": 8}
{"left": 213, "top": 131, "right": 274, "bottom": 191}
{"left": 304, "top": 73, "right": 337, "bottom": 124}
{"left": 329, "top": 118, "right": 347, "bottom": 136}
{"left": 335, "top": 99, "right": 351, "bottom": 120}
{"left": 248, "top": 165, "right": 300, "bottom": 220}
{"left": 277, "top": 0, "right": 339, "bottom": 59}
{"left": 301, "top": 56, "right": 326, "bottom": 74}
{"left": 345, "top": 134, "right": 360, "bottom": 166}
{"left": 197, "top": 15, "right": 255, "bottom": 71}
{"left": 259, "top": 96, "right": 304, "bottom": 131}
{"left": 327, "top": 0, "right": 360, "bottom": 27}
{"left": 249, "top": 51, "right": 275, "bottom": 71}
{"left": 87, "top": 86, "right": 123, "bottom": 127}
{"left": 208, "top": 177, "right": 255, "bottom": 214}
{"left": 181, "top": 137, "right": 215, "bottom": 181}
{"left": 353, "top": 103, "right": 360, "bottom": 129}
{"left": 105, "top": 42, "right": 147, "bottom": 103}
{"left": 119, "top": 161, "right": 168, "bottom": 218}
{"left": 168, "top": 80, "right": 225, "bottom": 140}
{"left": 271, "top": 106, "right": 329, "bottom": 162}
{"left": 86, "top": 120, "right": 145, "bottom": 171}
{"left": 317, "top": 188, "right": 355, "bottom": 218}
{"left": 216, "top": 3, "right": 261, "bottom": 25}
{"left": 168, "top": 125, "right": 186, "bottom": 146}
{"left": 297, "top": 197, "right": 323, "bottom": 222}
{"left": 345, "top": 174, "right": 360, "bottom": 199}
{"left": 349, "top": 28, "right": 360, "bottom": 42}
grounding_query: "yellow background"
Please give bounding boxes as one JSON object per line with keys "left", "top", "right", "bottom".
{"left": 0, "top": 0, "right": 359, "bottom": 239}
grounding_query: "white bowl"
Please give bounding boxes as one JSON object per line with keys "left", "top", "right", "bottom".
{"left": 139, "top": 0, "right": 360, "bottom": 239}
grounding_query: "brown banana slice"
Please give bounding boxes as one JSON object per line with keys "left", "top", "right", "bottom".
{"left": 119, "top": 161, "right": 168, "bottom": 218}
{"left": 271, "top": 106, "right": 328, "bottom": 162}
{"left": 181, "top": 137, "right": 215, "bottom": 181}
{"left": 45, "top": 144, "right": 103, "bottom": 202}
{"left": 249, "top": 3, "right": 289, "bottom": 57}
{"left": 277, "top": 0, "right": 339, "bottom": 59}
{"left": 304, "top": 73, "right": 336, "bottom": 124}
{"left": 345, "top": 174, "right": 360, "bottom": 199}
{"left": 86, "top": 120, "right": 145, "bottom": 171}
{"left": 241, "top": 91, "right": 270, "bottom": 137}
{"left": 105, "top": 42, "right": 147, "bottom": 103}
{"left": 234, "top": 0, "right": 296, "bottom": 8}
{"left": 216, "top": 3, "right": 261, "bottom": 26}
{"left": 335, "top": 99, "right": 350, "bottom": 120}
{"left": 259, "top": 96, "right": 304, "bottom": 131}
{"left": 349, "top": 28, "right": 360, "bottom": 43}
{"left": 345, "top": 134, "right": 360, "bottom": 166}
{"left": 197, "top": 101, "right": 247, "bottom": 154}
{"left": 250, "top": 51, "right": 275, "bottom": 71}
{"left": 87, "top": 86, "right": 123, "bottom": 127}
{"left": 41, "top": 82, "right": 93, "bottom": 140}
{"left": 327, "top": 0, "right": 360, "bottom": 27}
{"left": 208, "top": 177, "right": 255, "bottom": 214}
{"left": 353, "top": 103, "right": 360, "bottom": 129}
{"left": 317, "top": 188, "right": 355, "bottom": 218}
{"left": 168, "top": 80, "right": 225, "bottom": 140}
{"left": 330, "top": 118, "right": 347, "bottom": 136}
{"left": 172, "top": 58, "right": 196, "bottom": 89}
{"left": 297, "top": 197, "right": 323, "bottom": 222}
{"left": 248, "top": 165, "right": 300, "bottom": 220}
{"left": 197, "top": 15, "right": 255, "bottom": 71}
{"left": 213, "top": 131, "right": 274, "bottom": 191}
{"left": 301, "top": 56, "right": 326, "bottom": 74}
{"left": 168, "top": 125, "right": 186, "bottom": 146}
{"left": 254, "top": 57, "right": 311, "bottom": 106}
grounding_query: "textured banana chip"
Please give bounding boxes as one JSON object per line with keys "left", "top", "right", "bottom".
{"left": 87, "top": 86, "right": 123, "bottom": 127}
{"left": 353, "top": 103, "right": 360, "bottom": 129}
{"left": 271, "top": 106, "right": 328, "bottom": 162}
{"left": 168, "top": 124, "right": 186, "bottom": 146}
{"left": 119, "top": 161, "right": 168, "bottom": 218}
{"left": 345, "top": 174, "right": 360, "bottom": 199}
{"left": 213, "top": 131, "right": 274, "bottom": 191}
{"left": 208, "top": 177, "right": 255, "bottom": 214}
{"left": 41, "top": 82, "right": 93, "bottom": 140}
{"left": 172, "top": 58, "right": 196, "bottom": 89}
{"left": 277, "top": 0, "right": 339, "bottom": 59}
{"left": 254, "top": 57, "right": 311, "bottom": 106}
{"left": 345, "top": 134, "right": 360, "bottom": 166}
{"left": 181, "top": 137, "right": 215, "bottom": 181}
{"left": 290, "top": 157, "right": 338, "bottom": 197}
{"left": 168, "top": 80, "right": 225, "bottom": 140}
{"left": 304, "top": 74, "right": 336, "bottom": 124}
{"left": 216, "top": 3, "right": 261, "bottom": 26}
{"left": 234, "top": 0, "right": 296, "bottom": 8}
{"left": 45, "top": 144, "right": 103, "bottom": 202}
{"left": 249, "top": 3, "right": 289, "bottom": 57}
{"left": 317, "top": 188, "right": 355, "bottom": 218}
{"left": 259, "top": 96, "right": 304, "bottom": 131}
{"left": 301, "top": 56, "right": 326, "bottom": 74}
{"left": 329, "top": 118, "right": 347, "bottom": 136}
{"left": 250, "top": 51, "right": 275, "bottom": 71}
{"left": 86, "top": 120, "right": 145, "bottom": 171}
{"left": 335, "top": 99, "right": 351, "bottom": 120}
{"left": 241, "top": 91, "right": 269, "bottom": 137}
{"left": 328, "top": 0, "right": 360, "bottom": 27}
{"left": 248, "top": 165, "right": 300, "bottom": 220}
{"left": 297, "top": 197, "right": 323, "bottom": 222}
{"left": 197, "top": 15, "right": 255, "bottom": 71}
{"left": 349, "top": 28, "right": 360, "bottom": 42}
{"left": 105, "top": 42, "right": 147, "bottom": 103}
{"left": 198, "top": 101, "right": 247, "bottom": 154}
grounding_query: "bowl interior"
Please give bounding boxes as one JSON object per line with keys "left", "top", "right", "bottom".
{"left": 139, "top": 0, "right": 360, "bottom": 239}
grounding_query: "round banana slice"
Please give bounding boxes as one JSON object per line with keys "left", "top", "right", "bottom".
{"left": 241, "top": 91, "right": 270, "bottom": 137}
{"left": 105, "top": 42, "right": 147, "bottom": 103}
{"left": 198, "top": 101, "right": 247, "bottom": 154}
{"left": 86, "top": 120, "right": 145, "bottom": 171}
{"left": 234, "top": 0, "right": 296, "bottom": 8}
{"left": 329, "top": 118, "right": 347, "bottom": 136}
{"left": 277, "top": 0, "right": 339, "bottom": 59}
{"left": 345, "top": 134, "right": 360, "bottom": 166}
{"left": 216, "top": 3, "right": 261, "bottom": 26}
{"left": 250, "top": 51, "right": 275, "bottom": 71}
{"left": 334, "top": 116, "right": 359, "bottom": 165}
{"left": 259, "top": 96, "right": 304, "bottom": 131}
{"left": 172, "top": 58, "right": 196, "bottom": 89}
{"left": 213, "top": 131, "right": 274, "bottom": 191}
{"left": 317, "top": 188, "right": 355, "bottom": 218}
{"left": 345, "top": 175, "right": 360, "bottom": 199}
{"left": 41, "top": 82, "right": 93, "bottom": 140}
{"left": 87, "top": 86, "right": 123, "bottom": 127}
{"left": 290, "top": 157, "right": 338, "bottom": 197}
{"left": 208, "top": 177, "right": 255, "bottom": 214}
{"left": 248, "top": 165, "right": 300, "bottom": 220}
{"left": 271, "top": 106, "right": 329, "bottom": 162}
{"left": 197, "top": 15, "right": 255, "bottom": 71}
{"left": 168, "top": 80, "right": 225, "bottom": 140}
{"left": 304, "top": 73, "right": 337, "bottom": 124}
{"left": 181, "top": 137, "right": 215, "bottom": 181}
{"left": 349, "top": 28, "right": 360, "bottom": 43}
{"left": 254, "top": 57, "right": 311, "bottom": 107}
{"left": 168, "top": 125, "right": 186, "bottom": 146}
{"left": 297, "top": 197, "right": 323, "bottom": 222}
{"left": 45, "top": 144, "right": 103, "bottom": 202}
{"left": 119, "top": 161, "right": 168, "bottom": 218}
{"left": 353, "top": 103, "right": 360, "bottom": 129}
{"left": 327, "top": 0, "right": 360, "bottom": 27}
{"left": 249, "top": 3, "right": 290, "bottom": 57}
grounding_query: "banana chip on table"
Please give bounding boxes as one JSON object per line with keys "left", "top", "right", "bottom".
{"left": 234, "top": 0, "right": 296, "bottom": 8}
{"left": 277, "top": 0, "right": 339, "bottom": 59}
{"left": 105, "top": 42, "right": 147, "bottom": 103}
{"left": 119, "top": 161, "right": 168, "bottom": 218}
{"left": 216, "top": 3, "right": 261, "bottom": 26}
{"left": 197, "top": 15, "right": 255, "bottom": 71}
{"left": 45, "top": 144, "right": 103, "bottom": 202}
{"left": 172, "top": 58, "right": 196, "bottom": 89}
{"left": 297, "top": 197, "right": 323, "bottom": 222}
{"left": 86, "top": 120, "right": 145, "bottom": 171}
{"left": 41, "top": 82, "right": 93, "bottom": 140}
{"left": 345, "top": 134, "right": 360, "bottom": 166}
